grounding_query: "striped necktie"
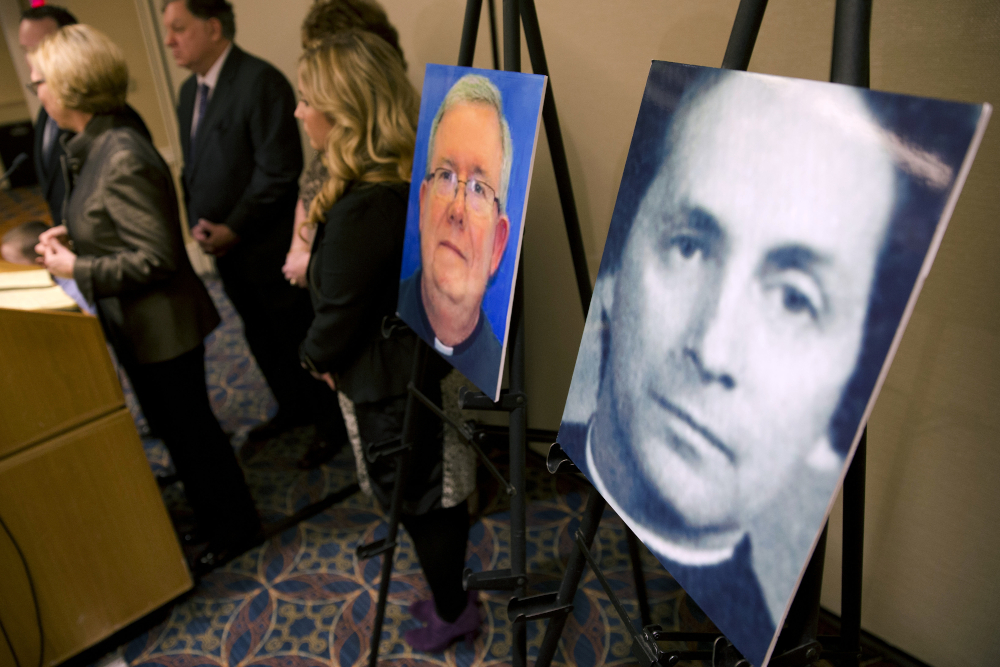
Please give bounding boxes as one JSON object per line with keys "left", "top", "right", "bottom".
{"left": 190, "top": 82, "right": 210, "bottom": 162}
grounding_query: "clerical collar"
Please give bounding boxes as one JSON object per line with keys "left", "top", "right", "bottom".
{"left": 415, "top": 268, "right": 487, "bottom": 355}
{"left": 585, "top": 418, "right": 739, "bottom": 567}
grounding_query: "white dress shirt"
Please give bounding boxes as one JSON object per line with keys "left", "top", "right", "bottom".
{"left": 191, "top": 43, "right": 233, "bottom": 138}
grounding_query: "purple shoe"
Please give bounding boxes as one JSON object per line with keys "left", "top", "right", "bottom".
{"left": 410, "top": 591, "right": 475, "bottom": 623}
{"left": 404, "top": 594, "right": 481, "bottom": 653}
{"left": 409, "top": 597, "right": 435, "bottom": 622}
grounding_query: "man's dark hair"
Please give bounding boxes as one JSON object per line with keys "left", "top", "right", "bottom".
{"left": 21, "top": 4, "right": 77, "bottom": 27}
{"left": 301, "top": 0, "right": 405, "bottom": 70}
{"left": 163, "top": 0, "right": 236, "bottom": 41}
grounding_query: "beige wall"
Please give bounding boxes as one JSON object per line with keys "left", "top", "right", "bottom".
{"left": 47, "top": 1, "right": 997, "bottom": 664}
{"left": 0, "top": 20, "right": 29, "bottom": 125}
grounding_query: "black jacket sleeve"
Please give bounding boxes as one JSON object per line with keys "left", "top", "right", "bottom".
{"left": 300, "top": 184, "right": 407, "bottom": 373}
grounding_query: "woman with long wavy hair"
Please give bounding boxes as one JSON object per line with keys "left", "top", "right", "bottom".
{"left": 294, "top": 30, "right": 480, "bottom": 652}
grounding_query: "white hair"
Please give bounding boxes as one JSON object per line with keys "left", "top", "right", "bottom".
{"left": 426, "top": 74, "right": 513, "bottom": 213}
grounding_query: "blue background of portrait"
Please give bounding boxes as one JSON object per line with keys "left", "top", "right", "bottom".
{"left": 398, "top": 64, "right": 546, "bottom": 390}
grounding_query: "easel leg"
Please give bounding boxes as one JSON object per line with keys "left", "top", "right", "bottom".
{"left": 831, "top": 0, "right": 871, "bottom": 655}
{"left": 535, "top": 490, "right": 607, "bottom": 667}
{"left": 508, "top": 264, "right": 528, "bottom": 667}
{"left": 458, "top": 0, "right": 483, "bottom": 68}
{"left": 840, "top": 429, "right": 866, "bottom": 667}
{"left": 625, "top": 528, "right": 652, "bottom": 628}
{"left": 721, "top": 0, "right": 769, "bottom": 70}
{"left": 367, "top": 451, "right": 411, "bottom": 667}
{"left": 487, "top": 0, "right": 500, "bottom": 70}
{"left": 365, "top": 343, "right": 428, "bottom": 667}
{"left": 519, "top": 0, "right": 592, "bottom": 313}
{"left": 830, "top": 0, "right": 872, "bottom": 87}
{"left": 500, "top": 2, "right": 526, "bottom": 663}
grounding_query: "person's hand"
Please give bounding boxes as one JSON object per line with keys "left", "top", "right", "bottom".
{"left": 192, "top": 218, "right": 239, "bottom": 256}
{"left": 38, "top": 234, "right": 77, "bottom": 279}
{"left": 282, "top": 249, "right": 310, "bottom": 287}
{"left": 308, "top": 369, "right": 336, "bottom": 391}
{"left": 35, "top": 224, "right": 70, "bottom": 263}
{"left": 38, "top": 224, "right": 69, "bottom": 244}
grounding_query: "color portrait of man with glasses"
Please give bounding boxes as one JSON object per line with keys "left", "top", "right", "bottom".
{"left": 398, "top": 70, "right": 545, "bottom": 395}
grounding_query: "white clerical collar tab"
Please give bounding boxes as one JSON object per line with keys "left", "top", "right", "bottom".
{"left": 585, "top": 420, "right": 738, "bottom": 567}
{"left": 434, "top": 337, "right": 454, "bottom": 356}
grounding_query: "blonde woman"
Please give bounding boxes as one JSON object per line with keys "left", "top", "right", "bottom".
{"left": 294, "top": 30, "right": 480, "bottom": 651}
{"left": 282, "top": 0, "right": 406, "bottom": 470}
{"left": 282, "top": 0, "right": 405, "bottom": 291}
{"left": 30, "top": 24, "right": 260, "bottom": 572}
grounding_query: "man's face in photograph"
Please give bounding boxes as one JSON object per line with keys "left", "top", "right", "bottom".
{"left": 418, "top": 100, "right": 510, "bottom": 342}
{"left": 607, "top": 78, "right": 895, "bottom": 532}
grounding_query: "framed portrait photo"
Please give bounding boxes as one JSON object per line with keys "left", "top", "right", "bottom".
{"left": 397, "top": 64, "right": 546, "bottom": 400}
{"left": 557, "top": 61, "right": 990, "bottom": 666}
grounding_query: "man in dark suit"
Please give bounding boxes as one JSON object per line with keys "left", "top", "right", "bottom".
{"left": 19, "top": 5, "right": 152, "bottom": 222}
{"left": 163, "top": 0, "right": 347, "bottom": 454}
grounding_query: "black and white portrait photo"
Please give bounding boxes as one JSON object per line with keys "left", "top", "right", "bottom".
{"left": 558, "top": 62, "right": 989, "bottom": 666}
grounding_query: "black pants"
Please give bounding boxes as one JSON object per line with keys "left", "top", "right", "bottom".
{"left": 215, "top": 261, "right": 347, "bottom": 444}
{"left": 123, "top": 344, "right": 259, "bottom": 540}
{"left": 354, "top": 389, "right": 471, "bottom": 622}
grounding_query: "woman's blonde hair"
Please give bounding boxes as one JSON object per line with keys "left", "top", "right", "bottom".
{"left": 298, "top": 29, "right": 418, "bottom": 226}
{"left": 28, "top": 24, "right": 128, "bottom": 114}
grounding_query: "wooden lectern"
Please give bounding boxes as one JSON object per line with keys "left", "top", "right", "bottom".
{"left": 0, "top": 307, "right": 192, "bottom": 667}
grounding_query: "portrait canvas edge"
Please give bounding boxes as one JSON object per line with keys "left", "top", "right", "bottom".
{"left": 489, "top": 73, "right": 548, "bottom": 401}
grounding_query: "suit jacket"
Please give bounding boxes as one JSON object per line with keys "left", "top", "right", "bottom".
{"left": 177, "top": 45, "right": 302, "bottom": 284}
{"left": 300, "top": 182, "right": 443, "bottom": 404}
{"left": 64, "top": 113, "right": 220, "bottom": 365}
{"left": 34, "top": 105, "right": 150, "bottom": 224}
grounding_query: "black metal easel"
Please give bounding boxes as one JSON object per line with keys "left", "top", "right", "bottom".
{"left": 451, "top": 4, "right": 656, "bottom": 667}
{"left": 352, "top": 1, "right": 595, "bottom": 665}
{"left": 529, "top": 0, "right": 873, "bottom": 665}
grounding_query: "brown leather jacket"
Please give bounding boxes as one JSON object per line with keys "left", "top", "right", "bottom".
{"left": 63, "top": 113, "right": 219, "bottom": 365}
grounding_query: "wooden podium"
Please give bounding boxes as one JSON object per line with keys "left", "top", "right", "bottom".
{"left": 0, "top": 307, "right": 192, "bottom": 667}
